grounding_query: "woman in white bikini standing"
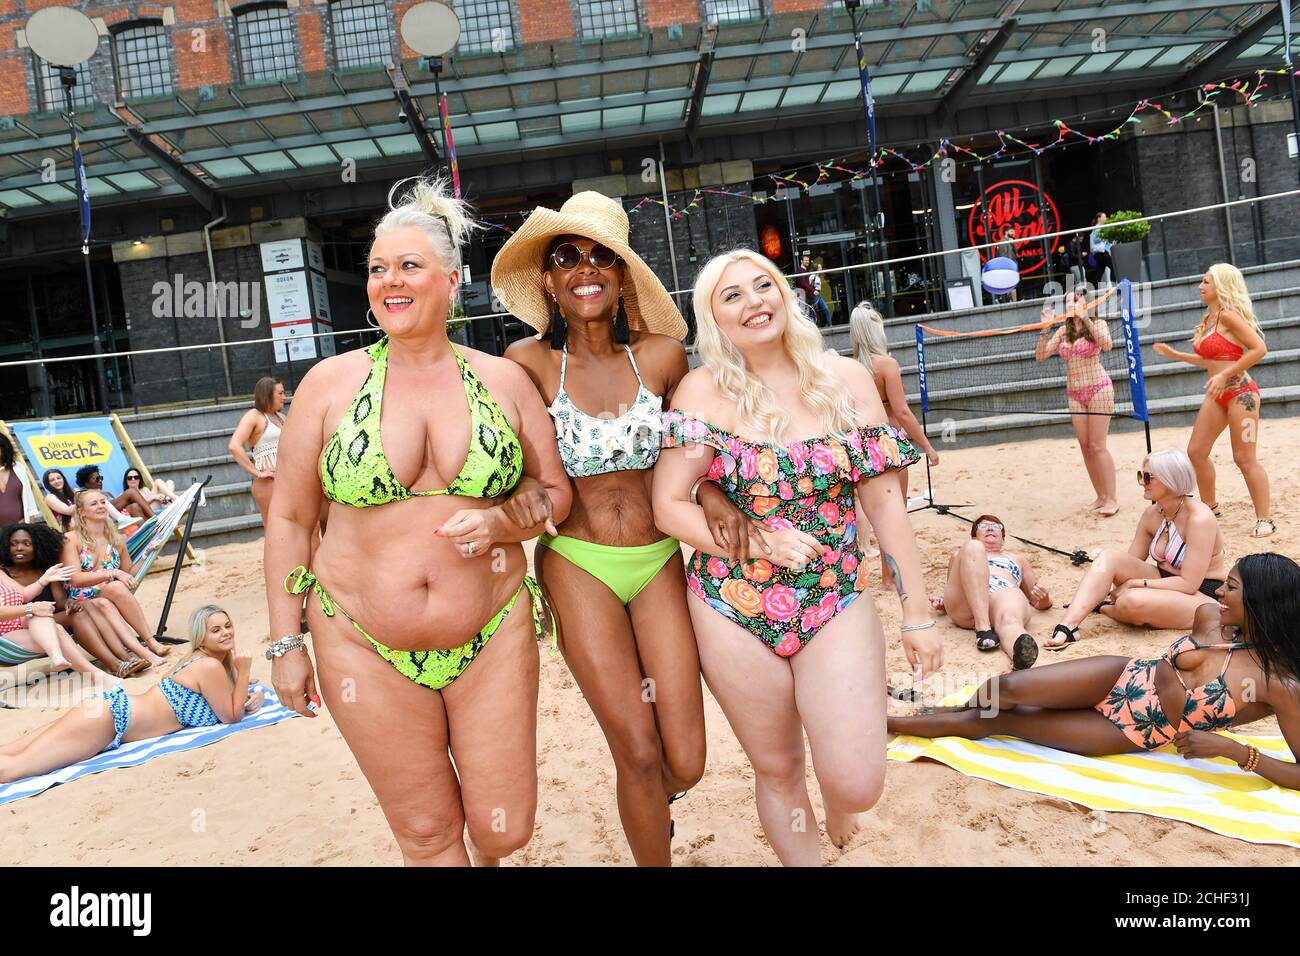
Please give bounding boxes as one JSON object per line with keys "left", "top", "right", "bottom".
{"left": 229, "top": 377, "right": 286, "bottom": 528}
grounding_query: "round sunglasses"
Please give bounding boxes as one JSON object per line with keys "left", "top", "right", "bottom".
{"left": 551, "top": 242, "right": 619, "bottom": 271}
{"left": 975, "top": 521, "right": 1004, "bottom": 533}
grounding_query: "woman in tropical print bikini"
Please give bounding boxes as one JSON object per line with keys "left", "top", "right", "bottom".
{"left": 653, "top": 249, "right": 942, "bottom": 866}
{"left": 890, "top": 553, "right": 1300, "bottom": 792}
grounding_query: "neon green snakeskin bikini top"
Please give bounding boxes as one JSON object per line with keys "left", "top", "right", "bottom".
{"left": 320, "top": 337, "right": 524, "bottom": 507}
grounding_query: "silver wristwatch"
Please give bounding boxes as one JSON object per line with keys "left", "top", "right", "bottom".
{"left": 265, "top": 634, "right": 306, "bottom": 660}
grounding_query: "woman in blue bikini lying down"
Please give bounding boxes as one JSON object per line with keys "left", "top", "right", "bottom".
{"left": 0, "top": 605, "right": 261, "bottom": 784}
{"left": 653, "top": 249, "right": 943, "bottom": 865}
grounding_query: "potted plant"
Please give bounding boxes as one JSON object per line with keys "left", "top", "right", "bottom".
{"left": 448, "top": 303, "right": 471, "bottom": 344}
{"left": 1098, "top": 210, "right": 1151, "bottom": 282}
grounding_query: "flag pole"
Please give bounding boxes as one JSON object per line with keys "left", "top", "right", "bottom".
{"left": 847, "top": 1, "right": 894, "bottom": 318}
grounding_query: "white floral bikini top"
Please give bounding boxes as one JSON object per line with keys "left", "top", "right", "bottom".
{"left": 547, "top": 344, "right": 664, "bottom": 478}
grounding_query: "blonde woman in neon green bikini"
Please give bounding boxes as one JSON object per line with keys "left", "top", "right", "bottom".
{"left": 494, "top": 193, "right": 764, "bottom": 866}
{"left": 265, "top": 176, "right": 572, "bottom": 867}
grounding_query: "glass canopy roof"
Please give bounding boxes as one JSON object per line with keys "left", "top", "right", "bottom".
{"left": 0, "top": 0, "right": 1284, "bottom": 215}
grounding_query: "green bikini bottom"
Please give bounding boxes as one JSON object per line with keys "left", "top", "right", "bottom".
{"left": 538, "top": 534, "right": 680, "bottom": 606}
{"left": 285, "top": 565, "right": 554, "bottom": 692}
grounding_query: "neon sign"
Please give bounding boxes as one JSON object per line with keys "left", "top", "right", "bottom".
{"left": 967, "top": 179, "right": 1060, "bottom": 276}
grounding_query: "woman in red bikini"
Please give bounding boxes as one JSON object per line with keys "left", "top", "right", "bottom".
{"left": 1035, "top": 290, "right": 1118, "bottom": 515}
{"left": 1154, "top": 263, "right": 1272, "bottom": 537}
{"left": 890, "top": 552, "right": 1300, "bottom": 792}
{"left": 653, "top": 249, "right": 942, "bottom": 865}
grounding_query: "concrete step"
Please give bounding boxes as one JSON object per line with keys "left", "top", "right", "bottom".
{"left": 146, "top": 453, "right": 253, "bottom": 490}
{"left": 186, "top": 512, "right": 267, "bottom": 552}
{"left": 189, "top": 480, "right": 257, "bottom": 522}
{"left": 920, "top": 384, "right": 1300, "bottom": 447}
{"left": 132, "top": 427, "right": 241, "bottom": 469}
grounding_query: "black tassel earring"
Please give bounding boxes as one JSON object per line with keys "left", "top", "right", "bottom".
{"left": 613, "top": 296, "right": 630, "bottom": 345}
{"left": 549, "top": 299, "right": 567, "bottom": 349}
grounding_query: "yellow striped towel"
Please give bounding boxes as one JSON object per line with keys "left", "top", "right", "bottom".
{"left": 887, "top": 690, "right": 1300, "bottom": 848}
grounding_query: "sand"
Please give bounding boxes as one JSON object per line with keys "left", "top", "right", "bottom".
{"left": 2, "top": 418, "right": 1297, "bottom": 866}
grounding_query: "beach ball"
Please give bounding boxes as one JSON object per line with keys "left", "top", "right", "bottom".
{"left": 982, "top": 256, "right": 1020, "bottom": 294}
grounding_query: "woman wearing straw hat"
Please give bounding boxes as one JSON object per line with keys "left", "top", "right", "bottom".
{"left": 653, "top": 249, "right": 942, "bottom": 865}
{"left": 265, "top": 176, "right": 572, "bottom": 867}
{"left": 493, "top": 192, "right": 760, "bottom": 866}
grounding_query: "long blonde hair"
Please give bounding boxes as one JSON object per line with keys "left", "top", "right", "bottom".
{"left": 849, "top": 302, "right": 889, "bottom": 364}
{"left": 691, "top": 249, "right": 859, "bottom": 443}
{"left": 186, "top": 604, "right": 237, "bottom": 685}
{"left": 375, "top": 175, "right": 479, "bottom": 296}
{"left": 71, "top": 490, "right": 125, "bottom": 559}
{"left": 1196, "top": 262, "right": 1263, "bottom": 341}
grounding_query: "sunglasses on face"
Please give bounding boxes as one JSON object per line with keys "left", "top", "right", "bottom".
{"left": 1137, "top": 470, "right": 1156, "bottom": 485}
{"left": 127, "top": 475, "right": 141, "bottom": 483}
{"left": 976, "top": 522, "right": 1004, "bottom": 533}
{"left": 550, "top": 242, "right": 619, "bottom": 271}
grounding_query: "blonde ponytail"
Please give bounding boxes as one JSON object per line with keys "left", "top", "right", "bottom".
{"left": 375, "top": 175, "right": 479, "bottom": 278}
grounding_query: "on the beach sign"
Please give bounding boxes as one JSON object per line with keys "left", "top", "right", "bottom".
{"left": 11, "top": 417, "right": 132, "bottom": 491}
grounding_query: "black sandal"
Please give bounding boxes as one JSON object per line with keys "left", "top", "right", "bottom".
{"left": 1012, "top": 634, "right": 1039, "bottom": 670}
{"left": 975, "top": 629, "right": 1000, "bottom": 652}
{"left": 1044, "top": 624, "right": 1079, "bottom": 652}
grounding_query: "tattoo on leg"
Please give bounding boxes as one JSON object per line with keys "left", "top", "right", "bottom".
{"left": 884, "top": 553, "right": 908, "bottom": 602}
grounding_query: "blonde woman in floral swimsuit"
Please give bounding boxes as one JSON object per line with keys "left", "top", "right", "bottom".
{"left": 653, "top": 249, "right": 943, "bottom": 865}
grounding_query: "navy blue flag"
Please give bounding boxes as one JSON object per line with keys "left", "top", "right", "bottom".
{"left": 74, "top": 132, "right": 90, "bottom": 245}
{"left": 856, "top": 35, "right": 877, "bottom": 157}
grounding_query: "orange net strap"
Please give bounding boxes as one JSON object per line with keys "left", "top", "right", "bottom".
{"left": 917, "top": 286, "right": 1118, "bottom": 339}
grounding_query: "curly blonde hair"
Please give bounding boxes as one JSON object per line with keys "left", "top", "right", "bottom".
{"left": 691, "top": 249, "right": 859, "bottom": 443}
{"left": 1196, "top": 262, "right": 1263, "bottom": 341}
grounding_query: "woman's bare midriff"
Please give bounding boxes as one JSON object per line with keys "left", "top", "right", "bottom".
{"left": 556, "top": 469, "right": 662, "bottom": 547}
{"left": 311, "top": 495, "right": 529, "bottom": 651}
{"left": 118, "top": 688, "right": 187, "bottom": 743}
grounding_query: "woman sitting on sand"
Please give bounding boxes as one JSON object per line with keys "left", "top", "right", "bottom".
{"left": 1034, "top": 289, "right": 1118, "bottom": 516}
{"left": 653, "top": 249, "right": 942, "bottom": 866}
{"left": 890, "top": 553, "right": 1300, "bottom": 790}
{"left": 266, "top": 176, "right": 572, "bottom": 867}
{"left": 1046, "top": 449, "right": 1226, "bottom": 650}
{"left": 0, "top": 605, "right": 261, "bottom": 784}
{"left": 60, "top": 491, "right": 172, "bottom": 668}
{"left": 0, "top": 553, "right": 103, "bottom": 681}
{"left": 931, "top": 515, "right": 1051, "bottom": 671}
{"left": 1, "top": 523, "right": 148, "bottom": 678}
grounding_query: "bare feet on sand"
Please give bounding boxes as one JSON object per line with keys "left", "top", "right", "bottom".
{"left": 826, "top": 807, "right": 863, "bottom": 850}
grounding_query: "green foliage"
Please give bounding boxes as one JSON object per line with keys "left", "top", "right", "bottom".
{"left": 1098, "top": 210, "right": 1151, "bottom": 244}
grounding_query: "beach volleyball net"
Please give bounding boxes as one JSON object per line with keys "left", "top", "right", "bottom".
{"left": 915, "top": 279, "right": 1149, "bottom": 423}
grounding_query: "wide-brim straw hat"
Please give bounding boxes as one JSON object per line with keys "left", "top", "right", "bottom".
{"left": 490, "top": 191, "right": 687, "bottom": 340}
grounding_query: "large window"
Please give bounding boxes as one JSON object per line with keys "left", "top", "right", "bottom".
{"left": 330, "top": 0, "right": 392, "bottom": 68}
{"left": 703, "top": 0, "right": 762, "bottom": 22}
{"left": 113, "top": 22, "right": 173, "bottom": 99}
{"left": 578, "top": 0, "right": 641, "bottom": 39}
{"left": 36, "top": 58, "right": 96, "bottom": 111}
{"left": 236, "top": 4, "right": 299, "bottom": 82}
{"left": 456, "top": 0, "right": 514, "bottom": 53}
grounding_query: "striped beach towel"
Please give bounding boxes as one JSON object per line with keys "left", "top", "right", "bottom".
{"left": 888, "top": 700, "right": 1300, "bottom": 848}
{"left": 0, "top": 683, "right": 305, "bottom": 806}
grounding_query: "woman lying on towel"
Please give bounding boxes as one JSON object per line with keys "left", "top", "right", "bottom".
{"left": 890, "top": 553, "right": 1300, "bottom": 790}
{"left": 0, "top": 606, "right": 263, "bottom": 784}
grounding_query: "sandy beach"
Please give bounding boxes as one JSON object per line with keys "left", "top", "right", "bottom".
{"left": 3, "top": 418, "right": 1297, "bottom": 866}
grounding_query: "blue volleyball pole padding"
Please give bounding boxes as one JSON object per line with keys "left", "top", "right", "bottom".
{"left": 915, "top": 322, "right": 928, "bottom": 415}
{"left": 1118, "top": 277, "right": 1153, "bottom": 453}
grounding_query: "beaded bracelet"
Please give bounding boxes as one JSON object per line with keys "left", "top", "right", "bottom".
{"left": 1240, "top": 745, "right": 1261, "bottom": 774}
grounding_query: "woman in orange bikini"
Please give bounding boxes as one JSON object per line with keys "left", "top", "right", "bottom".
{"left": 1153, "top": 263, "right": 1272, "bottom": 537}
{"left": 1035, "top": 290, "right": 1118, "bottom": 515}
{"left": 890, "top": 552, "right": 1300, "bottom": 789}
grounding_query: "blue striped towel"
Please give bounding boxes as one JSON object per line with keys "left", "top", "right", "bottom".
{"left": 0, "top": 683, "right": 305, "bottom": 806}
